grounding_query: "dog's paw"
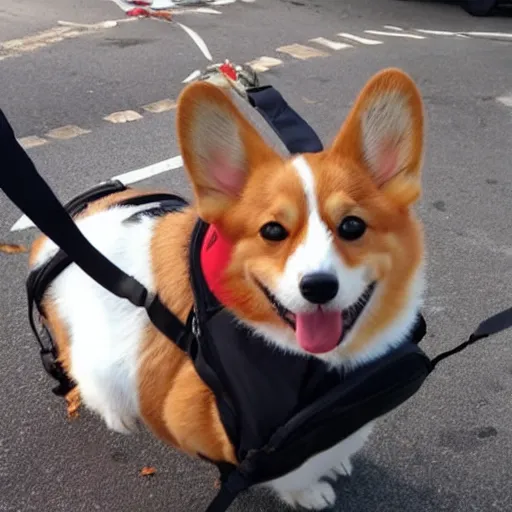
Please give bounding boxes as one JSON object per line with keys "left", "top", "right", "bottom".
{"left": 326, "top": 458, "right": 353, "bottom": 480}
{"left": 279, "top": 481, "right": 337, "bottom": 510}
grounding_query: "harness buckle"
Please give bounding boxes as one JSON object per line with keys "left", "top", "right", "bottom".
{"left": 192, "top": 308, "right": 201, "bottom": 339}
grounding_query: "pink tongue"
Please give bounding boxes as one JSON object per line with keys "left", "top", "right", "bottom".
{"left": 296, "top": 309, "right": 343, "bottom": 354}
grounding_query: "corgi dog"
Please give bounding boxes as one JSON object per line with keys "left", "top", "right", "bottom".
{"left": 28, "top": 67, "right": 425, "bottom": 510}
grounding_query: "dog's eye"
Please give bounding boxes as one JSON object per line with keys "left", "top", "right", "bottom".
{"left": 337, "top": 216, "right": 367, "bottom": 241}
{"left": 260, "top": 222, "right": 289, "bottom": 241}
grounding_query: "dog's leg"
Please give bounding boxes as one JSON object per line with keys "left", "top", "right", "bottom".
{"left": 267, "top": 422, "right": 374, "bottom": 510}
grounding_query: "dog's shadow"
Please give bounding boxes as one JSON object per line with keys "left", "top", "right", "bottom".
{"left": 231, "top": 456, "right": 458, "bottom": 512}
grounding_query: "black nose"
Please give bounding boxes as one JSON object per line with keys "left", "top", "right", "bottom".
{"left": 299, "top": 272, "right": 339, "bottom": 304}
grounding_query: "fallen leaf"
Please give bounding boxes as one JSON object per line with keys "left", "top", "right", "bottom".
{"left": 151, "top": 10, "right": 173, "bottom": 21}
{"left": 0, "top": 243, "right": 27, "bottom": 254}
{"left": 140, "top": 466, "right": 157, "bottom": 476}
{"left": 65, "top": 388, "right": 81, "bottom": 420}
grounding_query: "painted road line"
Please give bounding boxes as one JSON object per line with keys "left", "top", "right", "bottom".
{"left": 337, "top": 33, "right": 383, "bottom": 45}
{"left": 497, "top": 95, "right": 512, "bottom": 108}
{"left": 1, "top": 26, "right": 70, "bottom": 50}
{"left": 383, "top": 25, "right": 404, "bottom": 31}
{"left": 277, "top": 43, "right": 329, "bottom": 60}
{"left": 57, "top": 20, "right": 119, "bottom": 29}
{"left": 415, "top": 29, "right": 457, "bottom": 36}
{"left": 462, "top": 31, "right": 512, "bottom": 40}
{"left": 309, "top": 37, "right": 353, "bottom": 51}
{"left": 182, "top": 69, "right": 202, "bottom": 83}
{"left": 103, "top": 110, "right": 143, "bottom": 123}
{"left": 142, "top": 99, "right": 177, "bottom": 113}
{"left": 10, "top": 156, "right": 185, "bottom": 232}
{"left": 364, "top": 30, "right": 426, "bottom": 40}
{"left": 176, "top": 22, "right": 213, "bottom": 61}
{"left": 247, "top": 56, "right": 283, "bottom": 72}
{"left": 10, "top": 215, "right": 36, "bottom": 232}
{"left": 111, "top": 155, "right": 183, "bottom": 185}
{"left": 46, "top": 125, "right": 91, "bottom": 140}
{"left": 193, "top": 7, "right": 222, "bottom": 14}
{"left": 0, "top": 19, "right": 132, "bottom": 62}
{"left": 17, "top": 136, "right": 48, "bottom": 150}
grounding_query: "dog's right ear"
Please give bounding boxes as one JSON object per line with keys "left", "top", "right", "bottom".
{"left": 177, "top": 82, "right": 281, "bottom": 223}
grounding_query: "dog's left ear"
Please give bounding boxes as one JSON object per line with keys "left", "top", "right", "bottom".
{"left": 177, "top": 81, "right": 282, "bottom": 223}
{"left": 330, "top": 68, "right": 425, "bottom": 207}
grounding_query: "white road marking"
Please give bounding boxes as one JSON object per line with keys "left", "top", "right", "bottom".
{"left": 415, "top": 29, "right": 456, "bottom": 36}
{"left": 246, "top": 56, "right": 283, "bottom": 72}
{"left": 364, "top": 30, "right": 426, "bottom": 40}
{"left": 0, "top": 19, "right": 132, "bottom": 61}
{"left": 309, "top": 37, "right": 353, "bottom": 51}
{"left": 17, "top": 136, "right": 48, "bottom": 149}
{"left": 193, "top": 7, "right": 222, "bottom": 14}
{"left": 111, "top": 155, "right": 183, "bottom": 184}
{"left": 462, "top": 31, "right": 512, "bottom": 40}
{"left": 57, "top": 20, "right": 122, "bottom": 29}
{"left": 337, "top": 33, "right": 383, "bottom": 45}
{"left": 103, "top": 110, "right": 143, "bottom": 123}
{"left": 277, "top": 43, "right": 329, "bottom": 60}
{"left": 176, "top": 22, "right": 212, "bottom": 61}
{"left": 182, "top": 69, "right": 202, "bottom": 83}
{"left": 142, "top": 99, "right": 177, "bottom": 113}
{"left": 383, "top": 25, "right": 404, "bottom": 31}
{"left": 10, "top": 216, "right": 37, "bottom": 232}
{"left": 10, "top": 156, "right": 185, "bottom": 232}
{"left": 497, "top": 95, "right": 512, "bottom": 108}
{"left": 45, "top": 125, "right": 91, "bottom": 140}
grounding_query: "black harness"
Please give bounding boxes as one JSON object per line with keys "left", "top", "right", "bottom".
{"left": 1, "top": 86, "right": 511, "bottom": 512}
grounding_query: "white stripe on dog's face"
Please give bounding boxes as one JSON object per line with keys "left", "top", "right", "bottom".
{"left": 274, "top": 156, "right": 367, "bottom": 313}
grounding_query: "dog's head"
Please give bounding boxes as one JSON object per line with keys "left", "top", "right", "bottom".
{"left": 176, "top": 68, "right": 425, "bottom": 368}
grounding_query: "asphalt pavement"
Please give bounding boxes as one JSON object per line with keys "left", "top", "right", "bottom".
{"left": 1, "top": 1, "right": 512, "bottom": 511}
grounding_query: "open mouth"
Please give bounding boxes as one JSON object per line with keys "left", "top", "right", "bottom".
{"left": 255, "top": 279, "right": 377, "bottom": 354}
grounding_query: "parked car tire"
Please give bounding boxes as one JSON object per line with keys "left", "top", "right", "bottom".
{"left": 463, "top": 0, "right": 497, "bottom": 16}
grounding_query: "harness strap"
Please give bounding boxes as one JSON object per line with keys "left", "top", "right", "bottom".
{"left": 60, "top": 179, "right": 127, "bottom": 217}
{"left": 204, "top": 470, "right": 249, "bottom": 512}
{"left": 246, "top": 86, "right": 323, "bottom": 154}
{"left": 430, "top": 306, "right": 512, "bottom": 368}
